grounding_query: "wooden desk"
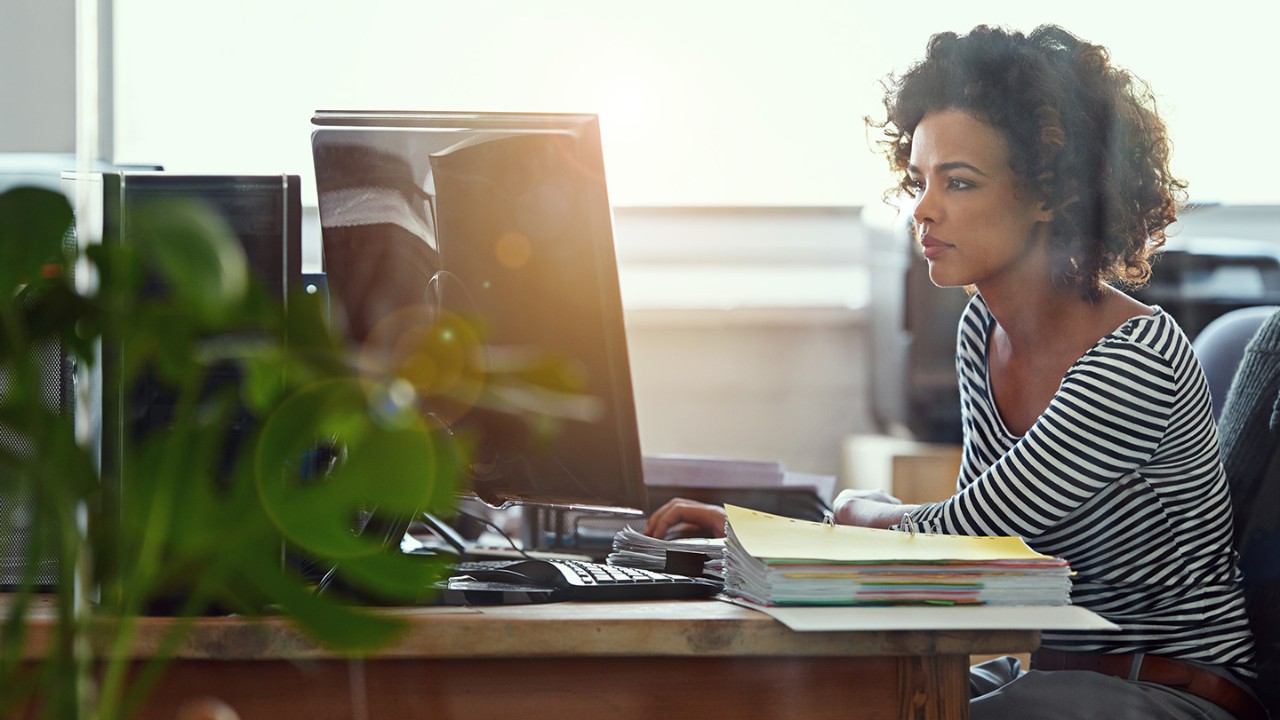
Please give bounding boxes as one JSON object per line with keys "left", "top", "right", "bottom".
{"left": 18, "top": 599, "right": 1038, "bottom": 720}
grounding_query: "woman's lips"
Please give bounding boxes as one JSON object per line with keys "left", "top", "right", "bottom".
{"left": 920, "top": 235, "right": 952, "bottom": 260}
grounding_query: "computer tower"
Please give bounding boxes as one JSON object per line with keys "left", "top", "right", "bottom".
{"left": 0, "top": 172, "right": 302, "bottom": 589}
{"left": 81, "top": 173, "right": 302, "bottom": 493}
{"left": 0, "top": 263, "right": 78, "bottom": 588}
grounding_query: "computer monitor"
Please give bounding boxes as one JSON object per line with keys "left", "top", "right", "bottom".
{"left": 310, "top": 111, "right": 645, "bottom": 520}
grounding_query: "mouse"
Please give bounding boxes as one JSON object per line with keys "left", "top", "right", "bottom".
{"left": 454, "top": 559, "right": 562, "bottom": 587}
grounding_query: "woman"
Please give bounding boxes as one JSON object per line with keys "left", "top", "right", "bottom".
{"left": 645, "top": 25, "right": 1262, "bottom": 720}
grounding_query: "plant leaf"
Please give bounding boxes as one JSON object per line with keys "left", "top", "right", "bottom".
{"left": 255, "top": 378, "right": 451, "bottom": 562}
{"left": 0, "top": 187, "right": 73, "bottom": 296}
{"left": 127, "top": 197, "right": 249, "bottom": 323}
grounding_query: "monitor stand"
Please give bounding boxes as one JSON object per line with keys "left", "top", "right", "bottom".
{"left": 405, "top": 511, "right": 592, "bottom": 562}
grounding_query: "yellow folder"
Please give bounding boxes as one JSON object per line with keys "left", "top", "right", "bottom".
{"left": 725, "top": 505, "right": 1054, "bottom": 564}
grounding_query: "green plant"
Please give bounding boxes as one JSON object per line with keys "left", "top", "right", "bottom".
{"left": 0, "top": 185, "right": 463, "bottom": 718}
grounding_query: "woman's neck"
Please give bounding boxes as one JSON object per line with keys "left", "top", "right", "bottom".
{"left": 980, "top": 280, "right": 1153, "bottom": 364}
{"left": 979, "top": 278, "right": 1088, "bottom": 348}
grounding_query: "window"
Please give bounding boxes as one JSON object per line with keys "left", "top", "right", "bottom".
{"left": 111, "top": 1, "right": 1279, "bottom": 211}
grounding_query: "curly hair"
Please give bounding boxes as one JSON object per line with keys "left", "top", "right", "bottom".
{"left": 870, "top": 25, "right": 1187, "bottom": 300}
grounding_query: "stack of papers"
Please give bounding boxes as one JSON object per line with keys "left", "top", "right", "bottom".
{"left": 608, "top": 526, "right": 727, "bottom": 579}
{"left": 723, "top": 505, "right": 1071, "bottom": 607}
{"left": 642, "top": 455, "right": 837, "bottom": 505}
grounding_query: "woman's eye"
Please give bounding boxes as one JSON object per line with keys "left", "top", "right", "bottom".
{"left": 905, "top": 177, "right": 924, "bottom": 194}
{"left": 947, "top": 177, "right": 974, "bottom": 190}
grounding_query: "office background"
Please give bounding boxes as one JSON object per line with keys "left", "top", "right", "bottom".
{"left": 4, "top": 0, "right": 1279, "bottom": 484}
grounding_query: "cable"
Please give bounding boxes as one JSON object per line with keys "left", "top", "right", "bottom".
{"left": 453, "top": 507, "right": 533, "bottom": 559}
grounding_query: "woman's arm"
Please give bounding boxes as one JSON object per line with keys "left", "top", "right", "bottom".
{"left": 645, "top": 488, "right": 922, "bottom": 538}
{"left": 911, "top": 335, "right": 1176, "bottom": 538}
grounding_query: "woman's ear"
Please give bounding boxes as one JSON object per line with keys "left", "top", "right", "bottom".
{"left": 1017, "top": 183, "right": 1058, "bottom": 224}
{"left": 1034, "top": 194, "right": 1058, "bottom": 223}
{"left": 1040, "top": 191, "right": 1079, "bottom": 223}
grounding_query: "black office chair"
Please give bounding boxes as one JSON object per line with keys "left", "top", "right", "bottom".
{"left": 1213, "top": 306, "right": 1280, "bottom": 719}
{"left": 1194, "top": 305, "right": 1280, "bottom": 422}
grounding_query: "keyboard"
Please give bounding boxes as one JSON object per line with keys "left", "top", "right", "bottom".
{"left": 448, "top": 558, "right": 722, "bottom": 602}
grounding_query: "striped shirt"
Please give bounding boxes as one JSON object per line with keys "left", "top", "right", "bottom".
{"left": 906, "top": 293, "right": 1256, "bottom": 678}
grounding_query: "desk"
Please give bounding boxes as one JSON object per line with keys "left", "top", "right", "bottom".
{"left": 18, "top": 599, "right": 1039, "bottom": 720}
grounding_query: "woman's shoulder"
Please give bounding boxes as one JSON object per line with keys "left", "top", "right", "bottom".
{"left": 1098, "top": 304, "right": 1184, "bottom": 352}
{"left": 1072, "top": 302, "right": 1193, "bottom": 392}
{"left": 1074, "top": 289, "right": 1176, "bottom": 351}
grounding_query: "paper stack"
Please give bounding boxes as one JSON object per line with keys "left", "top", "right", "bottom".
{"left": 642, "top": 455, "right": 837, "bottom": 505}
{"left": 608, "top": 526, "right": 727, "bottom": 579}
{"left": 723, "top": 505, "right": 1071, "bottom": 607}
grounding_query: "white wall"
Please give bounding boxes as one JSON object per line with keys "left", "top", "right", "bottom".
{"left": 625, "top": 307, "right": 873, "bottom": 479}
{"left": 615, "top": 207, "right": 874, "bottom": 479}
{"left": 0, "top": 1, "right": 76, "bottom": 152}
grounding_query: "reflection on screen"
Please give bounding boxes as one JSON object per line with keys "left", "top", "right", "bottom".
{"left": 312, "top": 111, "right": 644, "bottom": 513}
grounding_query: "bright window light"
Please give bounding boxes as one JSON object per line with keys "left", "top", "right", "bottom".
{"left": 113, "top": 0, "right": 1278, "bottom": 207}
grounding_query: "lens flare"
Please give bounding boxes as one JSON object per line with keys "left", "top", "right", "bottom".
{"left": 494, "top": 231, "right": 532, "bottom": 269}
{"left": 360, "top": 305, "right": 487, "bottom": 424}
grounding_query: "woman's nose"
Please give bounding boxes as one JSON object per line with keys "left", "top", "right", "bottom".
{"left": 911, "top": 186, "right": 937, "bottom": 227}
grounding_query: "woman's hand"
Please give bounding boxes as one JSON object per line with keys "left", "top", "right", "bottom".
{"left": 643, "top": 498, "right": 728, "bottom": 539}
{"left": 835, "top": 488, "right": 902, "bottom": 506}
{"left": 833, "top": 488, "right": 918, "bottom": 529}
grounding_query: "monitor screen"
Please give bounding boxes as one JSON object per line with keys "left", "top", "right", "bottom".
{"left": 311, "top": 111, "right": 644, "bottom": 514}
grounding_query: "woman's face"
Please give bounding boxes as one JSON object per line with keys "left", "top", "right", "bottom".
{"left": 906, "top": 109, "right": 1052, "bottom": 291}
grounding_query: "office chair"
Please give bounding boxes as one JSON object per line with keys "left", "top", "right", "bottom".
{"left": 1214, "top": 306, "right": 1280, "bottom": 719}
{"left": 1194, "top": 305, "right": 1280, "bottom": 422}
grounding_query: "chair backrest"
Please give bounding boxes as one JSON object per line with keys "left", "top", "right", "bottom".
{"left": 1193, "top": 305, "right": 1280, "bottom": 422}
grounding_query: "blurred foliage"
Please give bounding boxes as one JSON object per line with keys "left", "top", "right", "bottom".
{"left": 0, "top": 185, "right": 467, "bottom": 718}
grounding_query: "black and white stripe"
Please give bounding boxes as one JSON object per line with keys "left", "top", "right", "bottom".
{"left": 907, "top": 293, "right": 1256, "bottom": 678}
